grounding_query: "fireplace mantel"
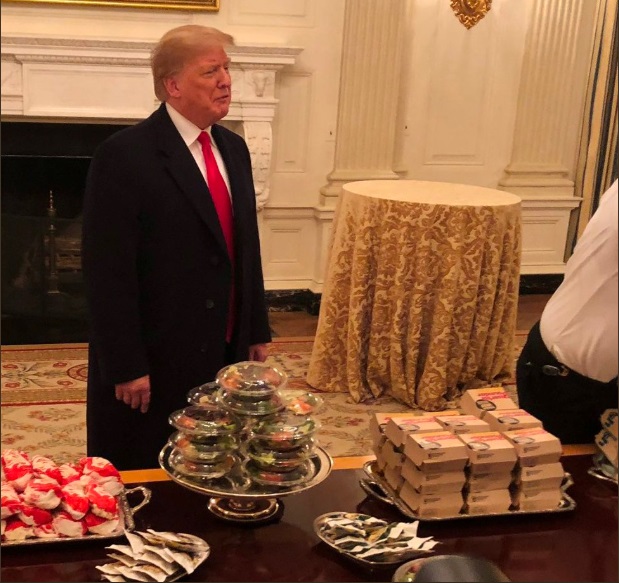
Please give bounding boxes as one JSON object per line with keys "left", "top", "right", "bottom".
{"left": 1, "top": 35, "right": 302, "bottom": 209}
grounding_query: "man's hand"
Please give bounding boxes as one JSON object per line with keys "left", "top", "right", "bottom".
{"left": 248, "top": 343, "right": 269, "bottom": 362}
{"left": 115, "top": 375, "right": 151, "bottom": 413}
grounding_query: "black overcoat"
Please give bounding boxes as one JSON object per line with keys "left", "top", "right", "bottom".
{"left": 82, "top": 104, "right": 271, "bottom": 470}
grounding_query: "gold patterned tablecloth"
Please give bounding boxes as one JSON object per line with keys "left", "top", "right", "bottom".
{"left": 307, "top": 180, "right": 522, "bottom": 410}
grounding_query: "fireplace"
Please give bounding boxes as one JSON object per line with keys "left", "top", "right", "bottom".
{"left": 1, "top": 121, "right": 131, "bottom": 344}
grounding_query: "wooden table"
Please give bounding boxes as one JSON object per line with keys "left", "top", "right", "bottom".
{"left": 1, "top": 455, "right": 616, "bottom": 582}
{"left": 307, "top": 180, "right": 522, "bottom": 410}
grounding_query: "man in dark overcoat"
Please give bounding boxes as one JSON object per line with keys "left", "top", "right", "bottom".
{"left": 82, "top": 25, "right": 271, "bottom": 470}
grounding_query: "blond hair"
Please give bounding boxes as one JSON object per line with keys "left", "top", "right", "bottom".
{"left": 151, "top": 25, "right": 234, "bottom": 101}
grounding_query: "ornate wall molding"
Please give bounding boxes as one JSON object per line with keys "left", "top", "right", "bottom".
{"left": 0, "top": 34, "right": 302, "bottom": 209}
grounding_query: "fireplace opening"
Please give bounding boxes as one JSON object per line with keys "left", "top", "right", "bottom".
{"left": 1, "top": 121, "right": 133, "bottom": 345}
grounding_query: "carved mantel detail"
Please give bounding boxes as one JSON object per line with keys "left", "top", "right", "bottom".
{"left": 0, "top": 35, "right": 302, "bottom": 208}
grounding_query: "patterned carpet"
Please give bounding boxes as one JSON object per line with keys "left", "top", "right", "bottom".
{"left": 1, "top": 335, "right": 526, "bottom": 464}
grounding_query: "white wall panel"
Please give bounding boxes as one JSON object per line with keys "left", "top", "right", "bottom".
{"left": 229, "top": 0, "right": 315, "bottom": 27}
{"left": 274, "top": 72, "right": 312, "bottom": 173}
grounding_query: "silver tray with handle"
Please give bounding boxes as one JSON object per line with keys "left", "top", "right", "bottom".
{"left": 360, "top": 461, "right": 576, "bottom": 522}
{"left": 1, "top": 485, "right": 151, "bottom": 547}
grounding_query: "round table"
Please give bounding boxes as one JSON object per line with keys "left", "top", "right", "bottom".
{"left": 307, "top": 180, "right": 522, "bottom": 410}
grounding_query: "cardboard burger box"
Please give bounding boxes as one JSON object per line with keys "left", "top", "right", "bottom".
{"left": 384, "top": 415, "right": 444, "bottom": 447}
{"left": 516, "top": 461, "right": 565, "bottom": 491}
{"left": 596, "top": 425, "right": 618, "bottom": 469}
{"left": 370, "top": 413, "right": 406, "bottom": 448}
{"left": 601, "top": 408, "right": 618, "bottom": 439}
{"left": 464, "top": 489, "right": 512, "bottom": 514}
{"left": 465, "top": 469, "right": 514, "bottom": 492}
{"left": 459, "top": 432, "right": 518, "bottom": 474}
{"left": 372, "top": 443, "right": 388, "bottom": 471}
{"left": 460, "top": 387, "right": 518, "bottom": 419}
{"left": 383, "top": 464, "right": 405, "bottom": 492}
{"left": 399, "top": 481, "right": 464, "bottom": 518}
{"left": 483, "top": 409, "right": 544, "bottom": 433}
{"left": 511, "top": 487, "right": 563, "bottom": 512}
{"left": 381, "top": 438, "right": 406, "bottom": 469}
{"left": 403, "top": 431, "right": 468, "bottom": 472}
{"left": 400, "top": 457, "right": 466, "bottom": 495}
{"left": 435, "top": 414, "right": 491, "bottom": 435}
{"left": 503, "top": 427, "right": 563, "bottom": 467}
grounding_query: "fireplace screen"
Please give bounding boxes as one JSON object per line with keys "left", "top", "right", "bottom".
{"left": 1, "top": 121, "right": 132, "bottom": 344}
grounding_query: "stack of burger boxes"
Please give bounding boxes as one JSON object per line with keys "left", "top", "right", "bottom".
{"left": 399, "top": 431, "right": 469, "bottom": 517}
{"left": 504, "top": 427, "right": 564, "bottom": 511}
{"left": 380, "top": 415, "right": 445, "bottom": 492}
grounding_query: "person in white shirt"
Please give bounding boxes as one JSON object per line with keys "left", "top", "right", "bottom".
{"left": 516, "top": 179, "right": 618, "bottom": 444}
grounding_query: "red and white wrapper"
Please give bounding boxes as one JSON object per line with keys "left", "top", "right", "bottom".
{"left": 60, "top": 482, "right": 89, "bottom": 520}
{"left": 1, "top": 450, "right": 33, "bottom": 493}
{"left": 3, "top": 517, "right": 34, "bottom": 541}
{"left": 85, "top": 483, "right": 118, "bottom": 520}
{"left": 58, "top": 463, "right": 81, "bottom": 485}
{"left": 33, "top": 522, "right": 58, "bottom": 539}
{"left": 81, "top": 457, "right": 123, "bottom": 495}
{"left": 22, "top": 476, "right": 62, "bottom": 510}
{"left": 52, "top": 510, "right": 87, "bottom": 538}
{"left": 83, "top": 512, "right": 120, "bottom": 536}
{"left": 1, "top": 481, "right": 22, "bottom": 519}
{"left": 18, "top": 504, "right": 53, "bottom": 527}
{"left": 31, "top": 455, "right": 62, "bottom": 485}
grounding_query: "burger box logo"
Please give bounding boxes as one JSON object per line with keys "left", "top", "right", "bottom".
{"left": 460, "top": 387, "right": 518, "bottom": 419}
{"left": 403, "top": 431, "right": 468, "bottom": 472}
{"left": 459, "top": 432, "right": 518, "bottom": 474}
{"left": 435, "top": 414, "right": 491, "bottom": 435}
{"left": 504, "top": 427, "right": 563, "bottom": 467}
{"left": 483, "top": 409, "right": 544, "bottom": 433}
{"left": 384, "top": 416, "right": 443, "bottom": 447}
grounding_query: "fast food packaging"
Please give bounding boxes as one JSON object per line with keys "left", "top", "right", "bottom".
{"left": 511, "top": 487, "right": 563, "bottom": 511}
{"left": 463, "top": 489, "right": 512, "bottom": 514}
{"left": 381, "top": 439, "right": 405, "bottom": 469}
{"left": 400, "top": 458, "right": 466, "bottom": 495}
{"left": 399, "top": 481, "right": 464, "bottom": 518}
{"left": 459, "top": 432, "right": 518, "bottom": 474}
{"left": 369, "top": 413, "right": 403, "bottom": 447}
{"left": 516, "top": 462, "right": 565, "bottom": 491}
{"left": 434, "top": 414, "right": 491, "bottom": 435}
{"left": 459, "top": 388, "right": 518, "bottom": 419}
{"left": 372, "top": 443, "right": 388, "bottom": 471}
{"left": 384, "top": 416, "right": 443, "bottom": 447}
{"left": 403, "top": 431, "right": 468, "bottom": 472}
{"left": 465, "top": 469, "right": 514, "bottom": 492}
{"left": 503, "top": 427, "right": 563, "bottom": 467}
{"left": 483, "top": 409, "right": 544, "bottom": 433}
{"left": 383, "top": 464, "right": 404, "bottom": 492}
{"left": 601, "top": 409, "right": 618, "bottom": 439}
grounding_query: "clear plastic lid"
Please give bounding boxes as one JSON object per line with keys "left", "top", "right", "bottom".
{"left": 168, "top": 431, "right": 238, "bottom": 463}
{"left": 245, "top": 439, "right": 315, "bottom": 471}
{"left": 168, "top": 405, "right": 241, "bottom": 436}
{"left": 217, "top": 388, "right": 286, "bottom": 417}
{"left": 243, "top": 458, "right": 316, "bottom": 488}
{"left": 187, "top": 382, "right": 220, "bottom": 407}
{"left": 283, "top": 391, "right": 324, "bottom": 416}
{"left": 168, "top": 448, "right": 237, "bottom": 479}
{"left": 251, "top": 412, "right": 319, "bottom": 443}
{"left": 216, "top": 361, "right": 287, "bottom": 397}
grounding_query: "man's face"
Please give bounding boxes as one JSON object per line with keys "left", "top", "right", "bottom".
{"left": 166, "top": 45, "right": 232, "bottom": 128}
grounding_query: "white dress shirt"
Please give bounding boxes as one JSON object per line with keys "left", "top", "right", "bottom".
{"left": 540, "top": 179, "right": 618, "bottom": 382}
{"left": 165, "top": 103, "right": 232, "bottom": 199}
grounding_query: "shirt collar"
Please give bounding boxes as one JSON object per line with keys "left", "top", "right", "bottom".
{"left": 165, "top": 102, "right": 213, "bottom": 146}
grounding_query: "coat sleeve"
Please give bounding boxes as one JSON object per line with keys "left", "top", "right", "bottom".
{"left": 82, "top": 137, "right": 149, "bottom": 385}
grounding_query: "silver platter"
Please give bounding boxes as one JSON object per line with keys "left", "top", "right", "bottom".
{"left": 360, "top": 461, "right": 576, "bottom": 522}
{"left": 159, "top": 443, "right": 332, "bottom": 501}
{"left": 313, "top": 512, "right": 431, "bottom": 568}
{"left": 588, "top": 452, "right": 618, "bottom": 486}
{"left": 1, "top": 486, "right": 151, "bottom": 548}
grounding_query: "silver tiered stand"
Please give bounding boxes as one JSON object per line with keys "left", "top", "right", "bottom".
{"left": 159, "top": 444, "right": 333, "bottom": 524}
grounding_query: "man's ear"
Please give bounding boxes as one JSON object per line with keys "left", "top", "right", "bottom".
{"left": 163, "top": 76, "right": 180, "bottom": 98}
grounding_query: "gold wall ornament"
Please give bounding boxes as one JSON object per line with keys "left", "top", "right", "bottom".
{"left": 450, "top": 0, "right": 492, "bottom": 29}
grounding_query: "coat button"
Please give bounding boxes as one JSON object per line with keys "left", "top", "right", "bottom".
{"left": 210, "top": 256, "right": 220, "bottom": 266}
{"left": 205, "top": 299, "right": 215, "bottom": 309}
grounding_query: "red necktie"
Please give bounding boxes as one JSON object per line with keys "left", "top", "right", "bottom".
{"left": 198, "top": 131, "right": 235, "bottom": 342}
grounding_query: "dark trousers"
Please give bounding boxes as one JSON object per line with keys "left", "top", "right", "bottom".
{"left": 516, "top": 321, "right": 618, "bottom": 444}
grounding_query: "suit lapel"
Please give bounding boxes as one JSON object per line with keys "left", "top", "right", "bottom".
{"left": 153, "top": 106, "right": 229, "bottom": 258}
